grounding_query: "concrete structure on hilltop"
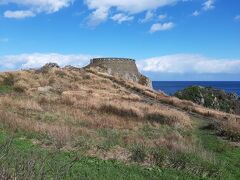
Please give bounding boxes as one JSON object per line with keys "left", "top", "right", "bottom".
{"left": 86, "top": 58, "right": 152, "bottom": 88}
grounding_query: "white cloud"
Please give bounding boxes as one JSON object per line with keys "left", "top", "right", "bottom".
{"left": 192, "top": 0, "right": 215, "bottom": 17}
{"left": 1, "top": 0, "right": 184, "bottom": 26}
{"left": 140, "top": 13, "right": 167, "bottom": 24}
{"left": 85, "top": 0, "right": 179, "bottom": 14}
{"left": 150, "top": 22, "right": 174, "bottom": 33}
{"left": 111, "top": 13, "right": 134, "bottom": 24}
{"left": 85, "top": 0, "right": 180, "bottom": 25}
{"left": 202, "top": 0, "right": 215, "bottom": 11}
{"left": 0, "top": 53, "right": 96, "bottom": 71}
{"left": 87, "top": 7, "right": 109, "bottom": 26}
{"left": 158, "top": 14, "right": 167, "bottom": 20}
{"left": 234, "top": 15, "right": 240, "bottom": 21}
{"left": 4, "top": 10, "right": 35, "bottom": 19}
{"left": 1, "top": 53, "right": 240, "bottom": 76}
{"left": 1, "top": 0, "right": 72, "bottom": 19}
{"left": 140, "top": 11, "right": 154, "bottom": 23}
{"left": 192, "top": 10, "right": 200, "bottom": 16}
{"left": 137, "top": 54, "right": 240, "bottom": 74}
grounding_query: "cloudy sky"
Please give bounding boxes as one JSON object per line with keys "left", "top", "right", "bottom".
{"left": 0, "top": 0, "right": 240, "bottom": 80}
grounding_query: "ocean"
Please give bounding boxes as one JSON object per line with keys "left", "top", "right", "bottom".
{"left": 152, "top": 81, "right": 240, "bottom": 96}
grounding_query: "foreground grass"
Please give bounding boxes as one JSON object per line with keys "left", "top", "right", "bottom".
{"left": 0, "top": 130, "right": 197, "bottom": 180}
{"left": 194, "top": 118, "right": 240, "bottom": 179}
{"left": 1, "top": 118, "right": 240, "bottom": 179}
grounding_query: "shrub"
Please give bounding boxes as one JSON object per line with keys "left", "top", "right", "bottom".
{"left": 130, "top": 144, "right": 146, "bottom": 162}
{"left": 97, "top": 129, "right": 123, "bottom": 150}
{"left": 61, "top": 95, "right": 77, "bottom": 106}
{"left": 151, "top": 148, "right": 168, "bottom": 167}
{"left": 145, "top": 112, "right": 167, "bottom": 124}
{"left": 83, "top": 74, "right": 91, "bottom": 80}
{"left": 0, "top": 85, "right": 13, "bottom": 94}
{"left": 55, "top": 70, "right": 67, "bottom": 78}
{"left": 3, "top": 73, "right": 15, "bottom": 86}
{"left": 13, "top": 80, "right": 29, "bottom": 93}
{"left": 74, "top": 136, "right": 93, "bottom": 150}
{"left": 48, "top": 77, "right": 56, "bottom": 85}
{"left": 219, "top": 101, "right": 231, "bottom": 113}
{"left": 37, "top": 96, "right": 49, "bottom": 104}
{"left": 100, "top": 103, "right": 142, "bottom": 118}
{"left": 175, "top": 86, "right": 201, "bottom": 102}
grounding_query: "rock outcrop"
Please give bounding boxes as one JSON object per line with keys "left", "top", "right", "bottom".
{"left": 175, "top": 86, "right": 240, "bottom": 115}
{"left": 37, "top": 63, "right": 60, "bottom": 73}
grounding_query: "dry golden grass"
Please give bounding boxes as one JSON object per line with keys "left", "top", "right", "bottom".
{"left": 0, "top": 67, "right": 193, "bottom": 151}
{"left": 0, "top": 96, "right": 43, "bottom": 111}
{"left": 86, "top": 68, "right": 240, "bottom": 140}
{"left": 0, "top": 65, "right": 239, "bottom": 166}
{"left": 0, "top": 110, "right": 85, "bottom": 148}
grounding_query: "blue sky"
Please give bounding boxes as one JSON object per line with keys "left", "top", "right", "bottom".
{"left": 0, "top": 0, "right": 240, "bottom": 81}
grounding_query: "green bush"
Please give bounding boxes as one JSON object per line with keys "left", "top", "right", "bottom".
{"left": 0, "top": 85, "right": 13, "bottom": 93}
{"left": 55, "top": 70, "right": 66, "bottom": 78}
{"left": 83, "top": 74, "right": 91, "bottom": 80}
{"left": 219, "top": 101, "right": 231, "bottom": 113}
{"left": 3, "top": 73, "right": 15, "bottom": 86}
{"left": 130, "top": 144, "right": 146, "bottom": 162}
{"left": 145, "top": 113, "right": 168, "bottom": 125}
{"left": 97, "top": 129, "right": 123, "bottom": 150}
{"left": 175, "top": 86, "right": 201, "bottom": 101}
{"left": 13, "top": 84, "right": 27, "bottom": 93}
{"left": 204, "top": 94, "right": 214, "bottom": 108}
{"left": 151, "top": 148, "right": 167, "bottom": 166}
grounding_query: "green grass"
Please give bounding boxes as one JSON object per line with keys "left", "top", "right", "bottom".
{"left": 0, "top": 85, "right": 13, "bottom": 94}
{"left": 0, "top": 131, "right": 198, "bottom": 180}
{"left": 1, "top": 116, "right": 240, "bottom": 179}
{"left": 97, "top": 128, "right": 125, "bottom": 150}
{"left": 195, "top": 118, "right": 240, "bottom": 179}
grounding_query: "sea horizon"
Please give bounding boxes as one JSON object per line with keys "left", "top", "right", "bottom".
{"left": 152, "top": 81, "right": 240, "bottom": 96}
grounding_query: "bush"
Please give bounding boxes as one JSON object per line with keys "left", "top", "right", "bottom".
{"left": 55, "top": 70, "right": 66, "bottom": 78}
{"left": 130, "top": 144, "right": 146, "bottom": 162}
{"left": 175, "top": 86, "right": 201, "bottom": 101}
{"left": 13, "top": 80, "right": 29, "bottom": 93}
{"left": 145, "top": 112, "right": 167, "bottom": 124}
{"left": 151, "top": 148, "right": 168, "bottom": 167}
{"left": 0, "top": 85, "right": 13, "bottom": 94}
{"left": 97, "top": 129, "right": 123, "bottom": 150}
{"left": 83, "top": 74, "right": 91, "bottom": 80}
{"left": 3, "top": 73, "right": 15, "bottom": 86}
{"left": 100, "top": 103, "right": 141, "bottom": 118}
{"left": 48, "top": 77, "right": 56, "bottom": 85}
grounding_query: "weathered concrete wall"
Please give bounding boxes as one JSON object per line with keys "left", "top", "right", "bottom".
{"left": 90, "top": 58, "right": 138, "bottom": 75}
{"left": 86, "top": 58, "right": 152, "bottom": 87}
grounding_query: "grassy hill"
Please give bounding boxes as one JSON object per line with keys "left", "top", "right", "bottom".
{"left": 0, "top": 65, "right": 240, "bottom": 179}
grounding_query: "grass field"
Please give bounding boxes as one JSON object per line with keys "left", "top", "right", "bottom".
{"left": 0, "top": 129, "right": 198, "bottom": 180}
{"left": 1, "top": 67, "right": 240, "bottom": 179}
{"left": 1, "top": 117, "right": 240, "bottom": 179}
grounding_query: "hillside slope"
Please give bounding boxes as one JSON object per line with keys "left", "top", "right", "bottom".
{"left": 0, "top": 64, "right": 240, "bottom": 179}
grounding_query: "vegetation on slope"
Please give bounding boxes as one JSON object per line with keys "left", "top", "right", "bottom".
{"left": 0, "top": 64, "right": 240, "bottom": 179}
{"left": 175, "top": 86, "right": 240, "bottom": 114}
{"left": 0, "top": 131, "right": 199, "bottom": 180}
{"left": 87, "top": 68, "right": 240, "bottom": 141}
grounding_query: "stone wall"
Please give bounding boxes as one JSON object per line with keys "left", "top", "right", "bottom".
{"left": 89, "top": 58, "right": 139, "bottom": 76}
{"left": 86, "top": 58, "right": 152, "bottom": 88}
